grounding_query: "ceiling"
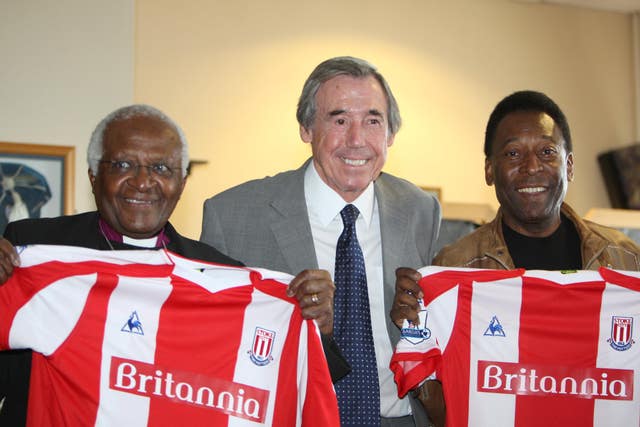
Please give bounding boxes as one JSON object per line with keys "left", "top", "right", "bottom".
{"left": 515, "top": 0, "right": 640, "bottom": 13}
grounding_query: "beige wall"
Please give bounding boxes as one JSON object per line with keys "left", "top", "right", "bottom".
{"left": 136, "top": 0, "right": 636, "bottom": 240}
{"left": 0, "top": 0, "right": 134, "bottom": 214}
{"left": 2, "top": 1, "right": 633, "bottom": 241}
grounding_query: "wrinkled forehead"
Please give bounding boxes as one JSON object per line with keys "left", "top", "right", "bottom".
{"left": 106, "top": 114, "right": 178, "bottom": 138}
{"left": 103, "top": 115, "right": 181, "bottom": 153}
{"left": 316, "top": 75, "right": 388, "bottom": 112}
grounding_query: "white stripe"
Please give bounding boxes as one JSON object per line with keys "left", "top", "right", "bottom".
{"left": 524, "top": 269, "right": 601, "bottom": 284}
{"left": 425, "top": 285, "right": 459, "bottom": 354}
{"left": 17, "top": 244, "right": 173, "bottom": 267}
{"left": 229, "top": 286, "right": 294, "bottom": 427}
{"left": 10, "top": 273, "right": 97, "bottom": 354}
{"left": 469, "top": 276, "right": 522, "bottom": 427}
{"left": 594, "top": 282, "right": 640, "bottom": 426}
{"left": 95, "top": 275, "right": 172, "bottom": 427}
{"left": 173, "top": 262, "right": 254, "bottom": 293}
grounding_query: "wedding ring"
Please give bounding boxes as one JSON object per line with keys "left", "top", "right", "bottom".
{"left": 311, "top": 293, "right": 319, "bottom": 305}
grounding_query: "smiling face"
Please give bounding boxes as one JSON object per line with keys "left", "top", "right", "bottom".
{"left": 300, "top": 74, "right": 395, "bottom": 202}
{"left": 89, "top": 114, "right": 186, "bottom": 239}
{"left": 485, "top": 110, "right": 574, "bottom": 237}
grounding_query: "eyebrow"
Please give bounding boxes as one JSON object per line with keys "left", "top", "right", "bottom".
{"left": 328, "top": 109, "right": 384, "bottom": 117}
{"left": 503, "top": 134, "right": 557, "bottom": 144}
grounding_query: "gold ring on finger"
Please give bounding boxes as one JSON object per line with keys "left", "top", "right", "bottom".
{"left": 311, "top": 293, "right": 319, "bottom": 304}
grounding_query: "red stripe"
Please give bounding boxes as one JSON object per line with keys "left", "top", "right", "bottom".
{"left": 148, "top": 280, "right": 254, "bottom": 425}
{"left": 272, "top": 301, "right": 301, "bottom": 426}
{"left": 299, "top": 319, "right": 340, "bottom": 426}
{"left": 600, "top": 268, "right": 640, "bottom": 291}
{"left": 442, "top": 277, "right": 473, "bottom": 427}
{"left": 391, "top": 349, "right": 442, "bottom": 397}
{"left": 515, "top": 276, "right": 605, "bottom": 427}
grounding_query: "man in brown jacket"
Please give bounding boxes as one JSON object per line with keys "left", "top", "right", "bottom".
{"left": 391, "top": 90, "right": 640, "bottom": 426}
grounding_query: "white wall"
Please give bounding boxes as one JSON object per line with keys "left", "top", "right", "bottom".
{"left": 0, "top": 0, "right": 134, "bottom": 214}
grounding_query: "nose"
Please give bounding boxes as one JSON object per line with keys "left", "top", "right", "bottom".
{"left": 521, "top": 151, "right": 543, "bottom": 175}
{"left": 346, "top": 123, "right": 365, "bottom": 147}
{"left": 126, "top": 165, "right": 155, "bottom": 190}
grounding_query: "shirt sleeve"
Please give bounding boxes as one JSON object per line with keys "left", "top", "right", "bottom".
{"left": 0, "top": 255, "right": 97, "bottom": 354}
{"left": 390, "top": 268, "right": 460, "bottom": 398}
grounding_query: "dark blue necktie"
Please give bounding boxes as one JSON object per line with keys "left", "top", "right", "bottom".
{"left": 333, "top": 204, "right": 380, "bottom": 426}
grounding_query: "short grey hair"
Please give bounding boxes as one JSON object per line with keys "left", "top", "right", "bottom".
{"left": 296, "top": 56, "right": 401, "bottom": 135}
{"left": 87, "top": 104, "right": 189, "bottom": 176}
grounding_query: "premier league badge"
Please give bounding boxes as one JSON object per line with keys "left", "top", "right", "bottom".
{"left": 608, "top": 316, "right": 634, "bottom": 351}
{"left": 248, "top": 327, "right": 275, "bottom": 366}
{"left": 400, "top": 299, "right": 431, "bottom": 345}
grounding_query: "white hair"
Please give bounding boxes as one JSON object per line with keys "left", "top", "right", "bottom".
{"left": 87, "top": 104, "right": 189, "bottom": 176}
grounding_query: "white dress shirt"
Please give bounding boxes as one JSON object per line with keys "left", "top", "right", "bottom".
{"left": 304, "top": 162, "right": 411, "bottom": 418}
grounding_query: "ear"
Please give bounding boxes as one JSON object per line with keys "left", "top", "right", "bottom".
{"left": 386, "top": 132, "right": 395, "bottom": 147}
{"left": 566, "top": 152, "right": 574, "bottom": 182}
{"left": 484, "top": 157, "right": 494, "bottom": 186}
{"left": 88, "top": 169, "right": 97, "bottom": 194}
{"left": 300, "top": 124, "right": 312, "bottom": 143}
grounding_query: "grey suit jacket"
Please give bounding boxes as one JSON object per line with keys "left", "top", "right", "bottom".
{"left": 200, "top": 159, "right": 441, "bottom": 424}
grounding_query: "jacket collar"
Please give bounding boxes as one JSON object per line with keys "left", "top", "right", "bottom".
{"left": 490, "top": 202, "right": 611, "bottom": 269}
{"left": 268, "top": 159, "right": 320, "bottom": 273}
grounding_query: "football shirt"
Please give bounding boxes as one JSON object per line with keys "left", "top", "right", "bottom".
{"left": 0, "top": 245, "right": 339, "bottom": 427}
{"left": 391, "top": 266, "right": 640, "bottom": 427}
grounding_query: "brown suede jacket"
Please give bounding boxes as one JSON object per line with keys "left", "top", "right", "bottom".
{"left": 433, "top": 203, "right": 640, "bottom": 271}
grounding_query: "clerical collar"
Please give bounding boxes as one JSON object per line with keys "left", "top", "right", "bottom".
{"left": 98, "top": 217, "right": 169, "bottom": 248}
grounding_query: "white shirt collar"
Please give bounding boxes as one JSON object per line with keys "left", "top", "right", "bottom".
{"left": 304, "top": 160, "right": 375, "bottom": 227}
{"left": 123, "top": 235, "right": 159, "bottom": 248}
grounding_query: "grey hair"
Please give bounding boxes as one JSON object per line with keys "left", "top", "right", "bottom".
{"left": 87, "top": 104, "right": 189, "bottom": 176}
{"left": 296, "top": 56, "right": 401, "bottom": 135}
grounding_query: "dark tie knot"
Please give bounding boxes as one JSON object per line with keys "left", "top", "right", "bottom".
{"left": 340, "top": 204, "right": 360, "bottom": 227}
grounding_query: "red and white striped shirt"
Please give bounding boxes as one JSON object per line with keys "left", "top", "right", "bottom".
{"left": 0, "top": 245, "right": 339, "bottom": 427}
{"left": 391, "top": 266, "right": 640, "bottom": 427}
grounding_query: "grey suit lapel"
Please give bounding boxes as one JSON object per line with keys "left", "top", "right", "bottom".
{"left": 377, "top": 175, "right": 410, "bottom": 288}
{"left": 376, "top": 175, "right": 410, "bottom": 345}
{"left": 269, "top": 160, "right": 319, "bottom": 274}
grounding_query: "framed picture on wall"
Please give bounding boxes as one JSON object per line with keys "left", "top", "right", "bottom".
{"left": 0, "top": 141, "right": 75, "bottom": 235}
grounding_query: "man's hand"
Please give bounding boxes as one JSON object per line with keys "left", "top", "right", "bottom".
{"left": 390, "top": 267, "right": 423, "bottom": 329}
{"left": 287, "top": 269, "right": 335, "bottom": 336}
{"left": 416, "top": 380, "right": 446, "bottom": 427}
{"left": 0, "top": 237, "right": 19, "bottom": 285}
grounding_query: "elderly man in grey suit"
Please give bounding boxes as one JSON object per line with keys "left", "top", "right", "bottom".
{"left": 201, "top": 56, "right": 441, "bottom": 426}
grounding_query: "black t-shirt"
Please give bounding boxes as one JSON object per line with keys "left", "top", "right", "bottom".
{"left": 502, "top": 213, "right": 582, "bottom": 270}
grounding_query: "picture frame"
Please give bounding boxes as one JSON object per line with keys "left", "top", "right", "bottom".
{"left": 420, "top": 186, "right": 441, "bottom": 201}
{"left": 0, "top": 141, "right": 75, "bottom": 234}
